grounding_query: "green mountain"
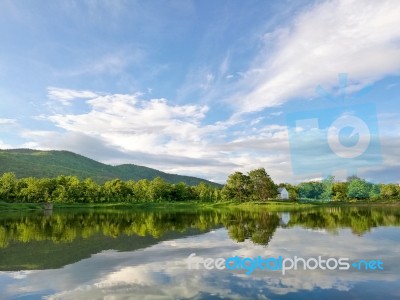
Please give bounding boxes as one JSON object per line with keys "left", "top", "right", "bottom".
{"left": 0, "top": 149, "right": 219, "bottom": 186}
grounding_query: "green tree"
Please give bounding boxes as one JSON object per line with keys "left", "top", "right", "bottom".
{"left": 248, "top": 168, "right": 277, "bottom": 201}
{"left": 124, "top": 180, "right": 137, "bottom": 202}
{"left": 81, "top": 178, "right": 100, "bottom": 203}
{"left": 321, "top": 176, "right": 334, "bottom": 200}
{"left": 103, "top": 179, "right": 128, "bottom": 202}
{"left": 380, "top": 183, "right": 398, "bottom": 200}
{"left": 369, "top": 184, "right": 381, "bottom": 201}
{"left": 54, "top": 176, "right": 82, "bottom": 203}
{"left": 222, "top": 172, "right": 250, "bottom": 202}
{"left": 172, "top": 182, "right": 196, "bottom": 201}
{"left": 0, "top": 172, "right": 18, "bottom": 202}
{"left": 148, "top": 177, "right": 171, "bottom": 202}
{"left": 347, "top": 178, "right": 371, "bottom": 200}
{"left": 297, "top": 181, "right": 324, "bottom": 200}
{"left": 332, "top": 182, "right": 348, "bottom": 201}
{"left": 134, "top": 179, "right": 150, "bottom": 201}
{"left": 19, "top": 177, "right": 56, "bottom": 203}
{"left": 195, "top": 182, "right": 218, "bottom": 202}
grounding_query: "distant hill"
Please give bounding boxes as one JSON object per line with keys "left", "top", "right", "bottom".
{"left": 0, "top": 149, "right": 220, "bottom": 186}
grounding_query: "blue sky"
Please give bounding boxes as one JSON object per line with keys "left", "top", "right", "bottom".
{"left": 0, "top": 0, "right": 400, "bottom": 183}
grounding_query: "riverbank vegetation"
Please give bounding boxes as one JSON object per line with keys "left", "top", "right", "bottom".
{"left": 0, "top": 168, "right": 399, "bottom": 205}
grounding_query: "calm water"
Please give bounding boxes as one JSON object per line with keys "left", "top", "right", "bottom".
{"left": 0, "top": 206, "right": 399, "bottom": 299}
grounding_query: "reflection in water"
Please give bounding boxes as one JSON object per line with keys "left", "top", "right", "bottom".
{"left": 1, "top": 207, "right": 400, "bottom": 248}
{"left": 0, "top": 206, "right": 400, "bottom": 299}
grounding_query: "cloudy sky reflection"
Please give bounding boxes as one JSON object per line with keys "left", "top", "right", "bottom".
{"left": 1, "top": 225, "right": 399, "bottom": 299}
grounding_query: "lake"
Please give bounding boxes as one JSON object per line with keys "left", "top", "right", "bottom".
{"left": 0, "top": 206, "right": 399, "bottom": 299}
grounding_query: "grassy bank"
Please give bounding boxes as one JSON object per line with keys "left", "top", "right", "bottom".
{"left": 1, "top": 200, "right": 399, "bottom": 212}
{"left": 0, "top": 201, "right": 223, "bottom": 212}
{"left": 0, "top": 202, "right": 44, "bottom": 211}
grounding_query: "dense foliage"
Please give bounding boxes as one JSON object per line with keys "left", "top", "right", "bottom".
{"left": 1, "top": 165, "right": 399, "bottom": 203}
{"left": 0, "top": 172, "right": 221, "bottom": 203}
{"left": 221, "top": 168, "right": 277, "bottom": 202}
{"left": 291, "top": 176, "right": 400, "bottom": 201}
{"left": 0, "top": 168, "right": 279, "bottom": 203}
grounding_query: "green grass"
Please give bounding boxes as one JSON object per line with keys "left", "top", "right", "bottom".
{"left": 2, "top": 199, "right": 399, "bottom": 212}
{"left": 0, "top": 202, "right": 43, "bottom": 211}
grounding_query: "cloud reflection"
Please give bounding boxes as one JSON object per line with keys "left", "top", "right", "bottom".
{"left": 1, "top": 225, "right": 399, "bottom": 299}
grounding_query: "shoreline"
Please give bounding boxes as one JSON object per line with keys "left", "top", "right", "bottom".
{"left": 1, "top": 200, "right": 400, "bottom": 212}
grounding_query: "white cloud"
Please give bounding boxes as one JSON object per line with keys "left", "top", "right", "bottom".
{"left": 39, "top": 92, "right": 300, "bottom": 183}
{"left": 0, "top": 118, "right": 17, "bottom": 126}
{"left": 47, "top": 87, "right": 99, "bottom": 106}
{"left": 46, "top": 93, "right": 210, "bottom": 152}
{"left": 232, "top": 0, "right": 400, "bottom": 114}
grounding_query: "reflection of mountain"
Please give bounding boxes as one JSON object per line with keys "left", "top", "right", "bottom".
{"left": 0, "top": 228, "right": 207, "bottom": 271}
{"left": 1, "top": 206, "right": 400, "bottom": 271}
{"left": 0, "top": 210, "right": 222, "bottom": 271}
{"left": 0, "top": 209, "right": 284, "bottom": 270}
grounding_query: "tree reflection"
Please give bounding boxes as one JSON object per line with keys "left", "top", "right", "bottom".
{"left": 0, "top": 206, "right": 399, "bottom": 251}
{"left": 287, "top": 207, "right": 400, "bottom": 235}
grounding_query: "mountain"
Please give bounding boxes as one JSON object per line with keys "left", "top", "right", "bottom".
{"left": 0, "top": 149, "right": 220, "bottom": 186}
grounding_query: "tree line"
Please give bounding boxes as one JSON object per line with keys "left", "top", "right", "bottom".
{"left": 0, "top": 172, "right": 221, "bottom": 203}
{"left": 0, "top": 169, "right": 399, "bottom": 203}
{"left": 221, "top": 170, "right": 400, "bottom": 202}
{"left": 280, "top": 175, "right": 400, "bottom": 201}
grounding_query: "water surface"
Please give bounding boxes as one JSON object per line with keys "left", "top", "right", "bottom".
{"left": 0, "top": 206, "right": 399, "bottom": 299}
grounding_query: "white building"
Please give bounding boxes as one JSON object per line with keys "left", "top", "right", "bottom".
{"left": 277, "top": 187, "right": 289, "bottom": 200}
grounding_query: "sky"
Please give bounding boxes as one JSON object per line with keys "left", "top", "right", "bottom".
{"left": 0, "top": 0, "right": 400, "bottom": 184}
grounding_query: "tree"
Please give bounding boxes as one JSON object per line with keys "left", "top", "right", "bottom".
{"left": 297, "top": 181, "right": 324, "bottom": 200}
{"left": 380, "top": 184, "right": 398, "bottom": 200}
{"left": 148, "top": 177, "right": 171, "bottom": 202}
{"left": 124, "top": 180, "right": 137, "bottom": 202}
{"left": 369, "top": 184, "right": 381, "bottom": 201}
{"left": 195, "top": 183, "right": 222, "bottom": 202}
{"left": 103, "top": 179, "right": 128, "bottom": 202}
{"left": 54, "top": 176, "right": 82, "bottom": 203}
{"left": 347, "top": 175, "right": 361, "bottom": 182}
{"left": 195, "top": 182, "right": 212, "bottom": 202}
{"left": 19, "top": 177, "right": 56, "bottom": 203}
{"left": 81, "top": 178, "right": 100, "bottom": 203}
{"left": 171, "top": 182, "right": 194, "bottom": 201}
{"left": 332, "top": 182, "right": 348, "bottom": 201}
{"left": 321, "top": 176, "right": 334, "bottom": 200}
{"left": 222, "top": 172, "right": 250, "bottom": 202}
{"left": 248, "top": 168, "right": 277, "bottom": 201}
{"left": 134, "top": 179, "right": 150, "bottom": 201}
{"left": 0, "top": 172, "right": 18, "bottom": 202}
{"left": 347, "top": 178, "right": 371, "bottom": 200}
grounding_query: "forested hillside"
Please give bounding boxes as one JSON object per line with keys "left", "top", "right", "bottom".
{"left": 0, "top": 149, "right": 219, "bottom": 186}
